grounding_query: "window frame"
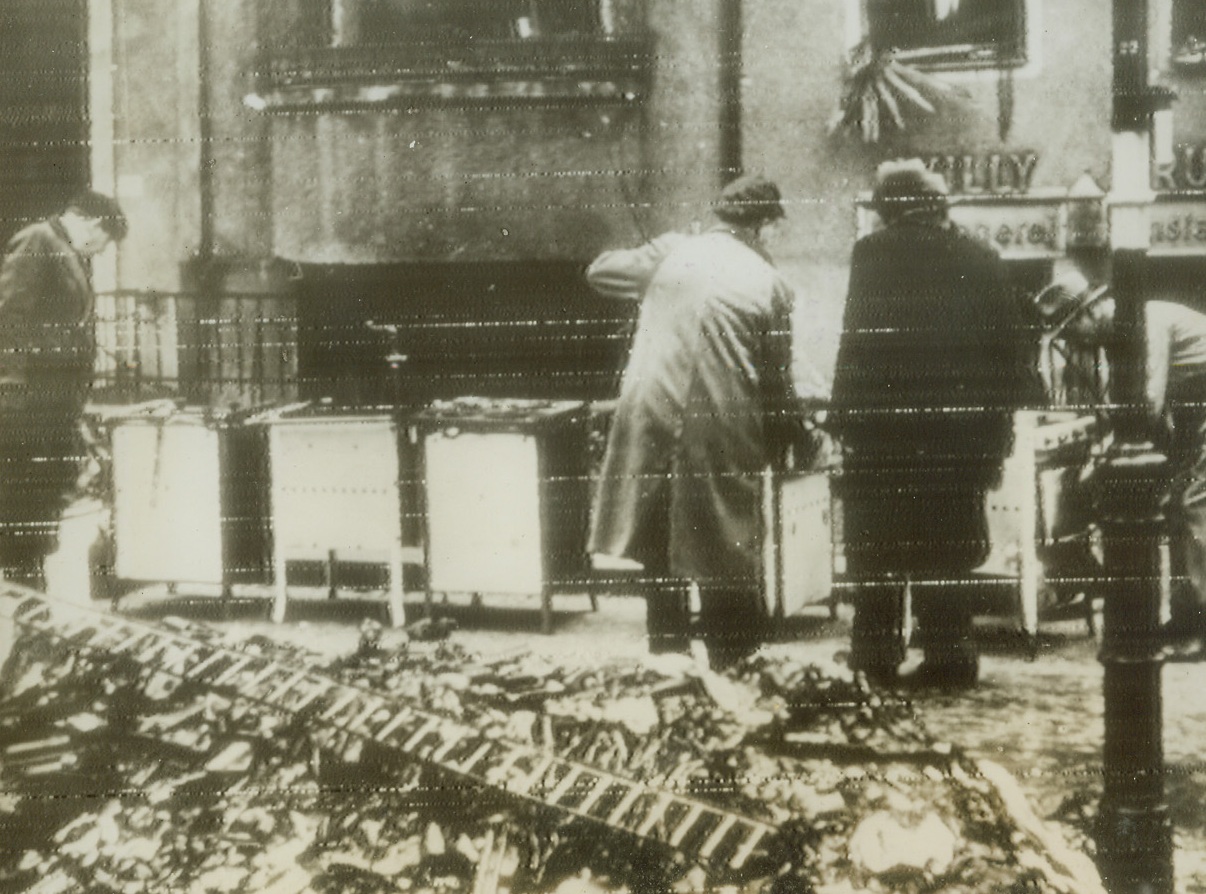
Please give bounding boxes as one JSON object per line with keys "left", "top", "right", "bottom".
{"left": 316, "top": 0, "right": 619, "bottom": 46}
{"left": 860, "top": 0, "right": 1030, "bottom": 72}
{"left": 252, "top": 0, "right": 652, "bottom": 112}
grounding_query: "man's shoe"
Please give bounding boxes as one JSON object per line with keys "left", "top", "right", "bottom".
{"left": 1163, "top": 613, "right": 1206, "bottom": 662}
{"left": 648, "top": 636, "right": 691, "bottom": 656}
{"left": 707, "top": 644, "right": 761, "bottom": 674}
{"left": 852, "top": 659, "right": 900, "bottom": 688}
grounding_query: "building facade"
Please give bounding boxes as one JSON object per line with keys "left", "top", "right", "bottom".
{"left": 10, "top": 0, "right": 1177, "bottom": 409}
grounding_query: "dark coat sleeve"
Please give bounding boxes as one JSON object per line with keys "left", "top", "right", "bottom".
{"left": 828, "top": 238, "right": 879, "bottom": 443}
{"left": 759, "top": 281, "right": 808, "bottom": 464}
{"left": 0, "top": 225, "right": 95, "bottom": 386}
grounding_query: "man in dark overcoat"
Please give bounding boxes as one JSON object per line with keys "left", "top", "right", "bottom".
{"left": 0, "top": 191, "right": 128, "bottom": 587}
{"left": 830, "top": 160, "right": 1040, "bottom": 687}
{"left": 586, "top": 174, "right": 804, "bottom": 669}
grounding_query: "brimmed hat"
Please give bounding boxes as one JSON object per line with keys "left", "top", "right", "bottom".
{"left": 872, "top": 159, "right": 949, "bottom": 223}
{"left": 1034, "top": 271, "right": 1109, "bottom": 334}
{"left": 715, "top": 174, "right": 786, "bottom": 227}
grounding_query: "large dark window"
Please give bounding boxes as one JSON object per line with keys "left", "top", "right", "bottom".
{"left": 866, "top": 0, "right": 1027, "bottom": 68}
{"left": 296, "top": 263, "right": 633, "bottom": 407}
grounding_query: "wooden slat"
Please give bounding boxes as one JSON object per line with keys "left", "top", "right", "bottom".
{"left": 241, "top": 662, "right": 285, "bottom": 690}
{"left": 510, "top": 754, "right": 555, "bottom": 796}
{"left": 605, "top": 785, "right": 644, "bottom": 827}
{"left": 184, "top": 650, "right": 229, "bottom": 680}
{"left": 318, "top": 689, "right": 361, "bottom": 721}
{"left": 457, "top": 741, "right": 495, "bottom": 774}
{"left": 289, "top": 677, "right": 332, "bottom": 712}
{"left": 668, "top": 804, "right": 705, "bottom": 848}
{"left": 576, "top": 773, "right": 614, "bottom": 814}
{"left": 698, "top": 814, "right": 737, "bottom": 860}
{"left": 347, "top": 697, "right": 388, "bottom": 734}
{"left": 267, "top": 670, "right": 309, "bottom": 702}
{"left": 134, "top": 637, "right": 173, "bottom": 664}
{"left": 373, "top": 709, "right": 416, "bottom": 743}
{"left": 429, "top": 729, "right": 470, "bottom": 763}
{"left": 401, "top": 718, "right": 440, "bottom": 753}
{"left": 729, "top": 824, "right": 770, "bottom": 870}
{"left": 209, "top": 656, "right": 254, "bottom": 687}
{"left": 546, "top": 765, "right": 584, "bottom": 804}
{"left": 634, "top": 793, "right": 673, "bottom": 838}
{"left": 676, "top": 809, "right": 725, "bottom": 859}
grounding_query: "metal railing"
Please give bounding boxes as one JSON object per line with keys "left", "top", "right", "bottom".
{"left": 93, "top": 290, "right": 299, "bottom": 407}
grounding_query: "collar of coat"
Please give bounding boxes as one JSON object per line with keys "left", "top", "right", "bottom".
{"left": 48, "top": 216, "right": 83, "bottom": 257}
{"left": 705, "top": 221, "right": 772, "bottom": 263}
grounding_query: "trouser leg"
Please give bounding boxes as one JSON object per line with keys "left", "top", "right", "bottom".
{"left": 912, "top": 581, "right": 979, "bottom": 686}
{"left": 850, "top": 579, "right": 906, "bottom": 682}
{"left": 698, "top": 584, "right": 767, "bottom": 670}
{"left": 1171, "top": 473, "right": 1206, "bottom": 634}
{"left": 1167, "top": 515, "right": 1203, "bottom": 637}
{"left": 1163, "top": 405, "right": 1206, "bottom": 639}
{"left": 0, "top": 411, "right": 74, "bottom": 591}
{"left": 644, "top": 578, "right": 691, "bottom": 654}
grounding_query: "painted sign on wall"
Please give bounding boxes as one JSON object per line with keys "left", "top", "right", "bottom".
{"left": 1149, "top": 199, "right": 1206, "bottom": 254}
{"left": 922, "top": 152, "right": 1040, "bottom": 194}
{"left": 1153, "top": 145, "right": 1206, "bottom": 191}
{"left": 948, "top": 202, "right": 1062, "bottom": 256}
{"left": 858, "top": 195, "right": 1066, "bottom": 259}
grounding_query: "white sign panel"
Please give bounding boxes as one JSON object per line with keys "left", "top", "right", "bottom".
{"left": 1149, "top": 199, "right": 1206, "bottom": 255}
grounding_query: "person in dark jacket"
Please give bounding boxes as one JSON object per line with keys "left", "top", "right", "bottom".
{"left": 830, "top": 160, "right": 1041, "bottom": 687}
{"left": 0, "top": 191, "right": 128, "bottom": 588}
{"left": 586, "top": 174, "right": 804, "bottom": 669}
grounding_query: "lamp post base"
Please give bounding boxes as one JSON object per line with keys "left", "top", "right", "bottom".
{"left": 1095, "top": 803, "right": 1174, "bottom": 894}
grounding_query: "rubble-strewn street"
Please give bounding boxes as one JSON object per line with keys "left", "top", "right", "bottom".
{"left": 1, "top": 587, "right": 1201, "bottom": 893}
{"left": 3, "top": 4, "right": 1205, "bottom": 894}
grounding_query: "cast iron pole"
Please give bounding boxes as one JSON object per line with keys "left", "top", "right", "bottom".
{"left": 1095, "top": 0, "right": 1174, "bottom": 890}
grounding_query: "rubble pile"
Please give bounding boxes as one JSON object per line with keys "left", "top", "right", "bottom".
{"left": 0, "top": 596, "right": 1104, "bottom": 894}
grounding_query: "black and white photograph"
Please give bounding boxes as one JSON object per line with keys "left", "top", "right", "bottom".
{"left": 0, "top": 1, "right": 1202, "bottom": 892}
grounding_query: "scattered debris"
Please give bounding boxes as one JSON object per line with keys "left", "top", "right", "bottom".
{"left": 0, "top": 595, "right": 1105, "bottom": 893}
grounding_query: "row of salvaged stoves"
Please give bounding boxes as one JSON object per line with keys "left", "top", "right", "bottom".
{"left": 101, "top": 397, "right": 605, "bottom": 631}
{"left": 0, "top": 590, "right": 1106, "bottom": 894}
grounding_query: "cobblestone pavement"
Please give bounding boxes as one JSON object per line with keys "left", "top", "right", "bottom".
{"left": 116, "top": 586, "right": 1206, "bottom": 892}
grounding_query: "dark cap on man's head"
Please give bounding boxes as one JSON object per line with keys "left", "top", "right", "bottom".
{"left": 872, "top": 158, "right": 949, "bottom": 224}
{"left": 715, "top": 174, "right": 786, "bottom": 227}
{"left": 66, "top": 191, "right": 129, "bottom": 241}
